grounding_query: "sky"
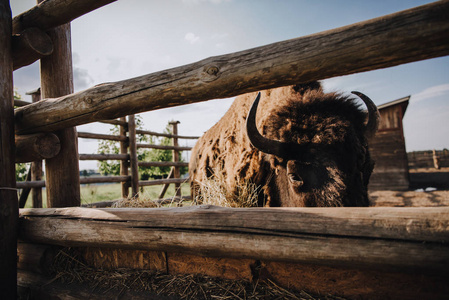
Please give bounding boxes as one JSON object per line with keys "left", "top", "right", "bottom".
{"left": 11, "top": 0, "right": 449, "bottom": 170}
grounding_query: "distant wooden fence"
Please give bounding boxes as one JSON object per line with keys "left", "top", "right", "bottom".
{"left": 408, "top": 149, "right": 449, "bottom": 169}
{"left": 2, "top": 0, "right": 449, "bottom": 299}
{"left": 15, "top": 93, "right": 198, "bottom": 206}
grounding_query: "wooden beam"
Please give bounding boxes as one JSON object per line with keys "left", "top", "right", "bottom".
{"left": 136, "top": 143, "right": 192, "bottom": 151}
{"left": 79, "top": 153, "right": 128, "bottom": 161}
{"left": 18, "top": 206, "right": 449, "bottom": 273}
{"left": 139, "top": 161, "right": 189, "bottom": 168}
{"left": 80, "top": 176, "right": 129, "bottom": 184}
{"left": 13, "top": 99, "right": 31, "bottom": 107}
{"left": 137, "top": 129, "right": 199, "bottom": 140}
{"left": 158, "top": 167, "right": 174, "bottom": 199}
{"left": 15, "top": 133, "right": 60, "bottom": 162}
{"left": 18, "top": 169, "right": 32, "bottom": 208}
{"left": 139, "top": 178, "right": 188, "bottom": 187}
{"left": 40, "top": 17, "right": 80, "bottom": 207}
{"left": 78, "top": 131, "right": 127, "bottom": 142}
{"left": 17, "top": 181, "right": 45, "bottom": 189}
{"left": 14, "top": 1, "right": 449, "bottom": 135}
{"left": 170, "top": 121, "right": 181, "bottom": 197}
{"left": 99, "top": 119, "right": 127, "bottom": 126}
{"left": 119, "top": 117, "right": 129, "bottom": 198}
{"left": 128, "top": 115, "right": 139, "bottom": 197}
{"left": 0, "top": 0, "right": 18, "bottom": 297}
{"left": 12, "top": 0, "right": 117, "bottom": 35}
{"left": 12, "top": 27, "right": 53, "bottom": 70}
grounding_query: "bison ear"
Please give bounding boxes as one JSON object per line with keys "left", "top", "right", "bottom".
{"left": 292, "top": 81, "right": 322, "bottom": 95}
{"left": 351, "top": 91, "right": 380, "bottom": 139}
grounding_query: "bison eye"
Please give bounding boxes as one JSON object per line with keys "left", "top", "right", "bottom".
{"left": 288, "top": 173, "right": 304, "bottom": 187}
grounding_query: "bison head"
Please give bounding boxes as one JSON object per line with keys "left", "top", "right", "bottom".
{"left": 246, "top": 86, "right": 379, "bottom": 207}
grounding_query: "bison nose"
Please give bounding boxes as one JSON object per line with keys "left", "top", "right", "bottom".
{"left": 288, "top": 173, "right": 304, "bottom": 187}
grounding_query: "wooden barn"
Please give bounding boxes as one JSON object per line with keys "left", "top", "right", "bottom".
{"left": 369, "top": 96, "right": 411, "bottom": 190}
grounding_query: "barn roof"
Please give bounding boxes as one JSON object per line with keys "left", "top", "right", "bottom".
{"left": 377, "top": 95, "right": 410, "bottom": 112}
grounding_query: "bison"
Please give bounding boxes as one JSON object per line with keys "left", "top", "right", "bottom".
{"left": 189, "top": 82, "right": 379, "bottom": 207}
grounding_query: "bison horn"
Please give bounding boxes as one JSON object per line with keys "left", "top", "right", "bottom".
{"left": 246, "top": 92, "right": 290, "bottom": 157}
{"left": 351, "top": 91, "right": 380, "bottom": 138}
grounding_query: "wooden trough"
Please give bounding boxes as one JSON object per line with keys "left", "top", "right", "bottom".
{"left": 2, "top": 0, "right": 449, "bottom": 299}
{"left": 17, "top": 206, "right": 449, "bottom": 298}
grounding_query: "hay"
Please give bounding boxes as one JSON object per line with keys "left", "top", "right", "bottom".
{"left": 195, "top": 175, "right": 261, "bottom": 208}
{"left": 50, "top": 248, "right": 345, "bottom": 300}
{"left": 111, "top": 197, "right": 159, "bottom": 208}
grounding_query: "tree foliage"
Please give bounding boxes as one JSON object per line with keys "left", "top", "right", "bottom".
{"left": 97, "top": 119, "right": 187, "bottom": 179}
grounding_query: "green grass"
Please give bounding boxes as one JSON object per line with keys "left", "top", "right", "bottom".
{"left": 21, "top": 183, "right": 191, "bottom": 208}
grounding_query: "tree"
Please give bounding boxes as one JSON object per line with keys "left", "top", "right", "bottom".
{"left": 97, "top": 119, "right": 187, "bottom": 179}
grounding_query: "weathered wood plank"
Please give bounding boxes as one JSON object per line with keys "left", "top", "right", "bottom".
{"left": 80, "top": 176, "right": 129, "bottom": 184}
{"left": 0, "top": 0, "right": 18, "bottom": 297}
{"left": 119, "top": 117, "right": 129, "bottom": 198}
{"left": 139, "top": 161, "right": 189, "bottom": 168}
{"left": 79, "top": 153, "right": 128, "bottom": 161}
{"left": 40, "top": 19, "right": 80, "bottom": 207}
{"left": 18, "top": 206, "right": 449, "bottom": 273}
{"left": 15, "top": 1, "right": 449, "bottom": 134}
{"left": 77, "top": 131, "right": 127, "bottom": 141}
{"left": 137, "top": 129, "right": 199, "bottom": 140}
{"left": 12, "top": 0, "right": 116, "bottom": 35}
{"left": 12, "top": 27, "right": 53, "bottom": 70}
{"left": 136, "top": 143, "right": 192, "bottom": 151}
{"left": 128, "top": 115, "right": 139, "bottom": 197}
{"left": 17, "top": 180, "right": 45, "bottom": 189}
{"left": 15, "top": 133, "right": 60, "bottom": 162}
{"left": 139, "top": 178, "right": 188, "bottom": 187}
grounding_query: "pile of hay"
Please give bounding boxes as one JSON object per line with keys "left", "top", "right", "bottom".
{"left": 194, "top": 176, "right": 262, "bottom": 208}
{"left": 51, "top": 248, "right": 344, "bottom": 300}
{"left": 111, "top": 197, "right": 159, "bottom": 208}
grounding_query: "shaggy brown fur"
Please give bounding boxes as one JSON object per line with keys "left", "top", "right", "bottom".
{"left": 189, "top": 83, "right": 375, "bottom": 207}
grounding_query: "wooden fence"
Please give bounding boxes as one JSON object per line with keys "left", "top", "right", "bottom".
{"left": 15, "top": 93, "right": 198, "bottom": 206}
{"left": 2, "top": 0, "right": 449, "bottom": 298}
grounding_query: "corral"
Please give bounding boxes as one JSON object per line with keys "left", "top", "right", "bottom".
{"left": 1, "top": 0, "right": 449, "bottom": 299}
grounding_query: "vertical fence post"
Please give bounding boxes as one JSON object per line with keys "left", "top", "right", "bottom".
{"left": 28, "top": 89, "right": 42, "bottom": 207}
{"left": 0, "top": 0, "right": 18, "bottom": 297}
{"left": 39, "top": 0, "right": 80, "bottom": 207}
{"left": 120, "top": 116, "right": 129, "bottom": 198}
{"left": 128, "top": 115, "right": 139, "bottom": 197}
{"left": 170, "top": 121, "right": 181, "bottom": 197}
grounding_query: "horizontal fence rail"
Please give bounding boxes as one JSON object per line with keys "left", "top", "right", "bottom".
{"left": 77, "top": 132, "right": 127, "bottom": 142}
{"left": 18, "top": 206, "right": 449, "bottom": 273}
{"left": 139, "top": 178, "right": 189, "bottom": 187}
{"left": 136, "top": 129, "right": 199, "bottom": 140}
{"left": 79, "top": 153, "right": 129, "bottom": 161}
{"left": 136, "top": 144, "right": 192, "bottom": 151}
{"left": 14, "top": 1, "right": 449, "bottom": 135}
{"left": 138, "top": 161, "right": 189, "bottom": 168}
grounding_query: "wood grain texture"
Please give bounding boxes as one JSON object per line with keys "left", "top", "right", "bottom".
{"left": 15, "top": 133, "right": 60, "bottom": 162}
{"left": 79, "top": 153, "right": 128, "bottom": 161}
{"left": 19, "top": 206, "right": 449, "bottom": 273}
{"left": 12, "top": 27, "right": 53, "bottom": 70}
{"left": 128, "top": 115, "right": 139, "bottom": 197}
{"left": 0, "top": 0, "right": 18, "bottom": 297}
{"left": 78, "top": 131, "right": 127, "bottom": 141}
{"left": 40, "top": 21, "right": 80, "bottom": 207}
{"left": 12, "top": 0, "right": 116, "bottom": 34}
{"left": 14, "top": 1, "right": 449, "bottom": 134}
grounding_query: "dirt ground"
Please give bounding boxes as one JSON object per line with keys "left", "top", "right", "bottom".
{"left": 369, "top": 189, "right": 449, "bottom": 207}
{"left": 369, "top": 167, "right": 449, "bottom": 207}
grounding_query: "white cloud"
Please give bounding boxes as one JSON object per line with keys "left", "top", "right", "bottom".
{"left": 411, "top": 84, "right": 449, "bottom": 103}
{"left": 185, "top": 32, "right": 200, "bottom": 44}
